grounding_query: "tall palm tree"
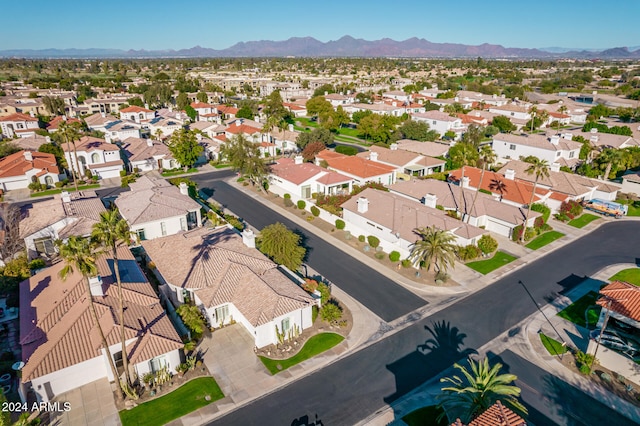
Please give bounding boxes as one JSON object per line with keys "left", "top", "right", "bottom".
{"left": 408, "top": 226, "right": 457, "bottom": 273}
{"left": 467, "top": 146, "right": 496, "bottom": 223}
{"left": 438, "top": 357, "right": 527, "bottom": 424}
{"left": 557, "top": 105, "right": 568, "bottom": 131}
{"left": 528, "top": 105, "right": 538, "bottom": 133}
{"left": 91, "top": 209, "right": 134, "bottom": 387}
{"left": 521, "top": 158, "right": 550, "bottom": 243}
{"left": 58, "top": 120, "right": 83, "bottom": 191}
{"left": 450, "top": 143, "right": 479, "bottom": 221}
{"left": 489, "top": 178, "right": 507, "bottom": 202}
{"left": 598, "top": 148, "right": 630, "bottom": 180}
{"left": 57, "top": 236, "right": 124, "bottom": 402}
{"left": 154, "top": 129, "right": 164, "bottom": 142}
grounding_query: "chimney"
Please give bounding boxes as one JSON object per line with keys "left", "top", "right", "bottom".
{"left": 23, "top": 151, "right": 33, "bottom": 162}
{"left": 356, "top": 197, "right": 369, "bottom": 213}
{"left": 235, "top": 119, "right": 241, "bottom": 127}
{"left": 439, "top": 107, "right": 444, "bottom": 112}
{"left": 549, "top": 135, "right": 560, "bottom": 145}
{"left": 294, "top": 155, "right": 303, "bottom": 165}
{"left": 461, "top": 176, "right": 470, "bottom": 188}
{"left": 29, "top": 110, "right": 36, "bottom": 118}
{"left": 88, "top": 275, "right": 104, "bottom": 297}
{"left": 550, "top": 162, "right": 561, "bottom": 172}
{"left": 590, "top": 128, "right": 598, "bottom": 134}
{"left": 147, "top": 139, "right": 153, "bottom": 147}
{"left": 176, "top": 112, "right": 182, "bottom": 120}
{"left": 454, "top": 96, "right": 459, "bottom": 102}
{"left": 254, "top": 116, "right": 260, "bottom": 123}
{"left": 61, "top": 115, "right": 67, "bottom": 121}
{"left": 505, "top": 169, "right": 515, "bottom": 180}
{"left": 100, "top": 112, "right": 106, "bottom": 118}
{"left": 423, "top": 193, "right": 437, "bottom": 209}
{"left": 61, "top": 191, "right": 71, "bottom": 203}
{"left": 288, "top": 124, "right": 294, "bottom": 132}
{"left": 324, "top": 91, "right": 328, "bottom": 96}
{"left": 369, "top": 151, "right": 379, "bottom": 162}
{"left": 389, "top": 143, "right": 398, "bottom": 151}
{"left": 392, "top": 101, "right": 397, "bottom": 107}
{"left": 169, "top": 105, "right": 173, "bottom": 112}
{"left": 179, "top": 182, "right": 189, "bottom": 195}
{"left": 242, "top": 228, "right": 256, "bottom": 248}
{"left": 45, "top": 136, "right": 51, "bottom": 143}
{"left": 144, "top": 103, "right": 149, "bottom": 109}
{"left": 196, "top": 133, "right": 202, "bottom": 141}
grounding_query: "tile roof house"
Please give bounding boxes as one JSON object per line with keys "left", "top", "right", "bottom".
{"left": 45, "top": 116, "right": 82, "bottom": 133}
{"left": 450, "top": 400, "right": 526, "bottom": 426}
{"left": 0, "top": 150, "right": 63, "bottom": 192}
{"left": 411, "top": 110, "right": 466, "bottom": 139}
{"left": 269, "top": 125, "right": 301, "bottom": 154}
{"left": 147, "top": 116, "right": 186, "bottom": 140}
{"left": 0, "top": 112, "right": 40, "bottom": 138}
{"left": 341, "top": 188, "right": 486, "bottom": 259}
{"left": 20, "top": 190, "right": 106, "bottom": 259}
{"left": 142, "top": 226, "right": 315, "bottom": 348}
{"left": 597, "top": 281, "right": 640, "bottom": 325}
{"left": 13, "top": 134, "right": 50, "bottom": 152}
{"left": 121, "top": 137, "right": 173, "bottom": 172}
{"left": 492, "top": 133, "right": 581, "bottom": 165}
{"left": 269, "top": 156, "right": 354, "bottom": 199}
{"left": 19, "top": 247, "right": 182, "bottom": 403}
{"left": 104, "top": 119, "right": 143, "bottom": 143}
{"left": 61, "top": 136, "right": 124, "bottom": 179}
{"left": 316, "top": 149, "right": 397, "bottom": 185}
{"left": 83, "top": 112, "right": 119, "bottom": 132}
{"left": 395, "top": 139, "right": 451, "bottom": 158}
{"left": 115, "top": 175, "right": 202, "bottom": 242}
{"left": 119, "top": 105, "right": 155, "bottom": 123}
{"left": 356, "top": 144, "right": 445, "bottom": 178}
{"left": 389, "top": 178, "right": 539, "bottom": 238}
{"left": 574, "top": 128, "right": 640, "bottom": 150}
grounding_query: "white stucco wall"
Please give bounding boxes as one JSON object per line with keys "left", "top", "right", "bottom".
{"left": 130, "top": 215, "right": 190, "bottom": 241}
{"left": 30, "top": 356, "right": 108, "bottom": 403}
{"left": 133, "top": 348, "right": 181, "bottom": 378}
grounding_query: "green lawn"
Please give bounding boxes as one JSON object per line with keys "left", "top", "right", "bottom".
{"left": 557, "top": 291, "right": 601, "bottom": 328}
{"left": 616, "top": 199, "right": 640, "bottom": 216}
{"left": 525, "top": 231, "right": 565, "bottom": 250}
{"left": 30, "top": 184, "right": 100, "bottom": 198}
{"left": 568, "top": 213, "right": 600, "bottom": 228}
{"left": 119, "top": 377, "right": 224, "bottom": 426}
{"left": 609, "top": 268, "right": 640, "bottom": 286}
{"left": 259, "top": 333, "right": 344, "bottom": 375}
{"left": 213, "top": 163, "right": 231, "bottom": 169}
{"left": 402, "top": 405, "right": 447, "bottom": 426}
{"left": 540, "top": 333, "right": 568, "bottom": 356}
{"left": 161, "top": 168, "right": 198, "bottom": 177}
{"left": 466, "top": 251, "right": 517, "bottom": 275}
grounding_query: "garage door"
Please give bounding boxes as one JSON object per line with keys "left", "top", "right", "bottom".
{"left": 486, "top": 219, "right": 512, "bottom": 238}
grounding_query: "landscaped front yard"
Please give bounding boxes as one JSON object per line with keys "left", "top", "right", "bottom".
{"left": 30, "top": 184, "right": 100, "bottom": 197}
{"left": 525, "top": 231, "right": 565, "bottom": 250}
{"left": 259, "top": 332, "right": 344, "bottom": 374}
{"left": 161, "top": 167, "right": 198, "bottom": 177}
{"left": 556, "top": 291, "right": 601, "bottom": 328}
{"left": 540, "top": 333, "right": 568, "bottom": 356}
{"left": 609, "top": 268, "right": 640, "bottom": 286}
{"left": 119, "top": 377, "right": 224, "bottom": 426}
{"left": 568, "top": 213, "right": 600, "bottom": 228}
{"left": 466, "top": 251, "right": 517, "bottom": 275}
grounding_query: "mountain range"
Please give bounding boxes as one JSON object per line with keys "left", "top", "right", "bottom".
{"left": 2, "top": 36, "right": 639, "bottom": 59}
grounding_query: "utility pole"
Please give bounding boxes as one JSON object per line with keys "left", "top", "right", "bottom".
{"left": 591, "top": 298, "right": 612, "bottom": 373}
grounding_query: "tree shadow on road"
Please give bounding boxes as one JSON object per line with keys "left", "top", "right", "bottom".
{"left": 384, "top": 320, "right": 477, "bottom": 404}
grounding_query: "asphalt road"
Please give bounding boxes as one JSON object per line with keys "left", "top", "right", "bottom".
{"left": 191, "top": 172, "right": 427, "bottom": 323}
{"left": 195, "top": 174, "right": 640, "bottom": 426}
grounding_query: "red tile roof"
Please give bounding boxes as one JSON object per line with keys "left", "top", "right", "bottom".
{"left": 451, "top": 401, "right": 526, "bottom": 426}
{"left": 226, "top": 124, "right": 261, "bottom": 135}
{"left": 0, "top": 112, "right": 38, "bottom": 122}
{"left": 46, "top": 116, "right": 81, "bottom": 130}
{"left": 190, "top": 102, "right": 214, "bottom": 109}
{"left": 0, "top": 150, "right": 59, "bottom": 178}
{"left": 317, "top": 150, "right": 396, "bottom": 179}
{"left": 61, "top": 136, "right": 120, "bottom": 152}
{"left": 119, "top": 105, "right": 153, "bottom": 113}
{"left": 598, "top": 281, "right": 640, "bottom": 322}
{"left": 217, "top": 105, "right": 239, "bottom": 114}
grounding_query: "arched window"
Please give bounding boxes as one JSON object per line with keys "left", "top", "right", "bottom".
{"left": 139, "top": 113, "right": 144, "bottom": 120}
{"left": 91, "top": 153, "right": 101, "bottom": 163}
{"left": 44, "top": 176, "right": 53, "bottom": 186}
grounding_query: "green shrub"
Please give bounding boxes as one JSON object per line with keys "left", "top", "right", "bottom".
{"left": 55, "top": 181, "right": 65, "bottom": 188}
{"left": 479, "top": 188, "right": 492, "bottom": 195}
{"left": 284, "top": 193, "right": 291, "bottom": 199}
{"left": 457, "top": 244, "right": 482, "bottom": 261}
{"left": 316, "top": 282, "right": 331, "bottom": 305}
{"left": 477, "top": 235, "right": 498, "bottom": 254}
{"left": 435, "top": 204, "right": 445, "bottom": 210}
{"left": 311, "top": 205, "right": 320, "bottom": 216}
{"left": 554, "top": 212, "right": 570, "bottom": 222}
{"left": 389, "top": 251, "right": 401, "bottom": 262}
{"left": 435, "top": 271, "right": 449, "bottom": 283}
{"left": 335, "top": 219, "right": 345, "bottom": 230}
{"left": 375, "top": 252, "right": 385, "bottom": 259}
{"left": 28, "top": 258, "right": 46, "bottom": 270}
{"left": 539, "top": 223, "right": 553, "bottom": 232}
{"left": 284, "top": 197, "right": 294, "bottom": 207}
{"left": 119, "top": 170, "right": 127, "bottom": 177}
{"left": 312, "top": 305, "right": 319, "bottom": 323}
{"left": 224, "top": 214, "right": 244, "bottom": 231}
{"left": 297, "top": 200, "right": 306, "bottom": 209}
{"left": 575, "top": 350, "right": 596, "bottom": 374}
{"left": 367, "top": 235, "right": 380, "bottom": 248}
{"left": 560, "top": 200, "right": 583, "bottom": 219}
{"left": 401, "top": 259, "right": 412, "bottom": 268}
{"left": 358, "top": 235, "right": 365, "bottom": 242}
{"left": 531, "top": 203, "right": 551, "bottom": 223}
{"left": 28, "top": 181, "right": 45, "bottom": 191}
{"left": 320, "top": 300, "right": 343, "bottom": 322}
{"left": 335, "top": 145, "right": 358, "bottom": 156}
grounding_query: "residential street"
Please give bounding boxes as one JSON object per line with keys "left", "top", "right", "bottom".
{"left": 191, "top": 172, "right": 640, "bottom": 426}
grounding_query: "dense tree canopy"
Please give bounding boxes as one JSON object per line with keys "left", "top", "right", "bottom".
{"left": 257, "top": 222, "right": 306, "bottom": 271}
{"left": 168, "top": 128, "right": 203, "bottom": 169}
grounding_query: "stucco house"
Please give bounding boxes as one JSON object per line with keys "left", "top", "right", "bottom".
{"left": 142, "top": 226, "right": 315, "bottom": 348}
{"left": 83, "top": 112, "right": 119, "bottom": 133}
{"left": 19, "top": 190, "right": 105, "bottom": 260}
{"left": 341, "top": 188, "right": 486, "bottom": 259}
{"left": 115, "top": 175, "right": 202, "bottom": 242}
{"left": 411, "top": 111, "right": 465, "bottom": 139}
{"left": 356, "top": 144, "right": 445, "bottom": 179}
{"left": 492, "top": 133, "right": 581, "bottom": 166}
{"left": 0, "top": 150, "right": 63, "bottom": 192}
{"left": 269, "top": 156, "right": 354, "bottom": 199}
{"left": 121, "top": 137, "right": 173, "bottom": 172}
{"left": 316, "top": 150, "right": 397, "bottom": 186}
{"left": 62, "top": 136, "right": 124, "bottom": 179}
{"left": 0, "top": 112, "right": 40, "bottom": 138}
{"left": 118, "top": 105, "right": 155, "bottom": 123}
{"left": 19, "top": 247, "right": 182, "bottom": 403}
{"left": 103, "top": 120, "right": 142, "bottom": 143}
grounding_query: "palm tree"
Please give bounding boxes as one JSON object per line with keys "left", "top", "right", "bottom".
{"left": 521, "top": 158, "right": 550, "bottom": 243}
{"left": 154, "top": 129, "right": 164, "bottom": 142}
{"left": 489, "top": 178, "right": 507, "bottom": 202}
{"left": 408, "top": 226, "right": 457, "bottom": 273}
{"left": 438, "top": 357, "right": 527, "bottom": 424}
{"left": 557, "top": 105, "right": 568, "bottom": 131}
{"left": 58, "top": 120, "right": 84, "bottom": 191}
{"left": 598, "top": 148, "right": 630, "bottom": 180}
{"left": 528, "top": 105, "right": 538, "bottom": 133}
{"left": 467, "top": 146, "right": 496, "bottom": 223}
{"left": 91, "top": 209, "right": 134, "bottom": 387}
{"left": 57, "top": 236, "right": 124, "bottom": 402}
{"left": 450, "top": 143, "right": 479, "bottom": 221}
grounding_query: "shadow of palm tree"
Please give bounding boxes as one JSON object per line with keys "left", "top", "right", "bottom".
{"left": 418, "top": 320, "right": 478, "bottom": 361}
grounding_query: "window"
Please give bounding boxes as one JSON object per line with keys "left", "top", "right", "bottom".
{"left": 150, "top": 356, "right": 166, "bottom": 373}
{"left": 91, "top": 153, "right": 101, "bottom": 163}
{"left": 556, "top": 151, "right": 561, "bottom": 157}
{"left": 135, "top": 229, "right": 146, "bottom": 241}
{"left": 215, "top": 305, "right": 229, "bottom": 324}
{"left": 34, "top": 237, "right": 55, "bottom": 255}
{"left": 281, "top": 317, "right": 290, "bottom": 333}
{"left": 160, "top": 222, "right": 167, "bottom": 236}
{"left": 509, "top": 144, "right": 516, "bottom": 150}
{"left": 569, "top": 151, "right": 575, "bottom": 158}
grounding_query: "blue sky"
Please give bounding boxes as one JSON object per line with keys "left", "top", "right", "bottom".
{"left": 3, "top": 0, "right": 639, "bottom": 51}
